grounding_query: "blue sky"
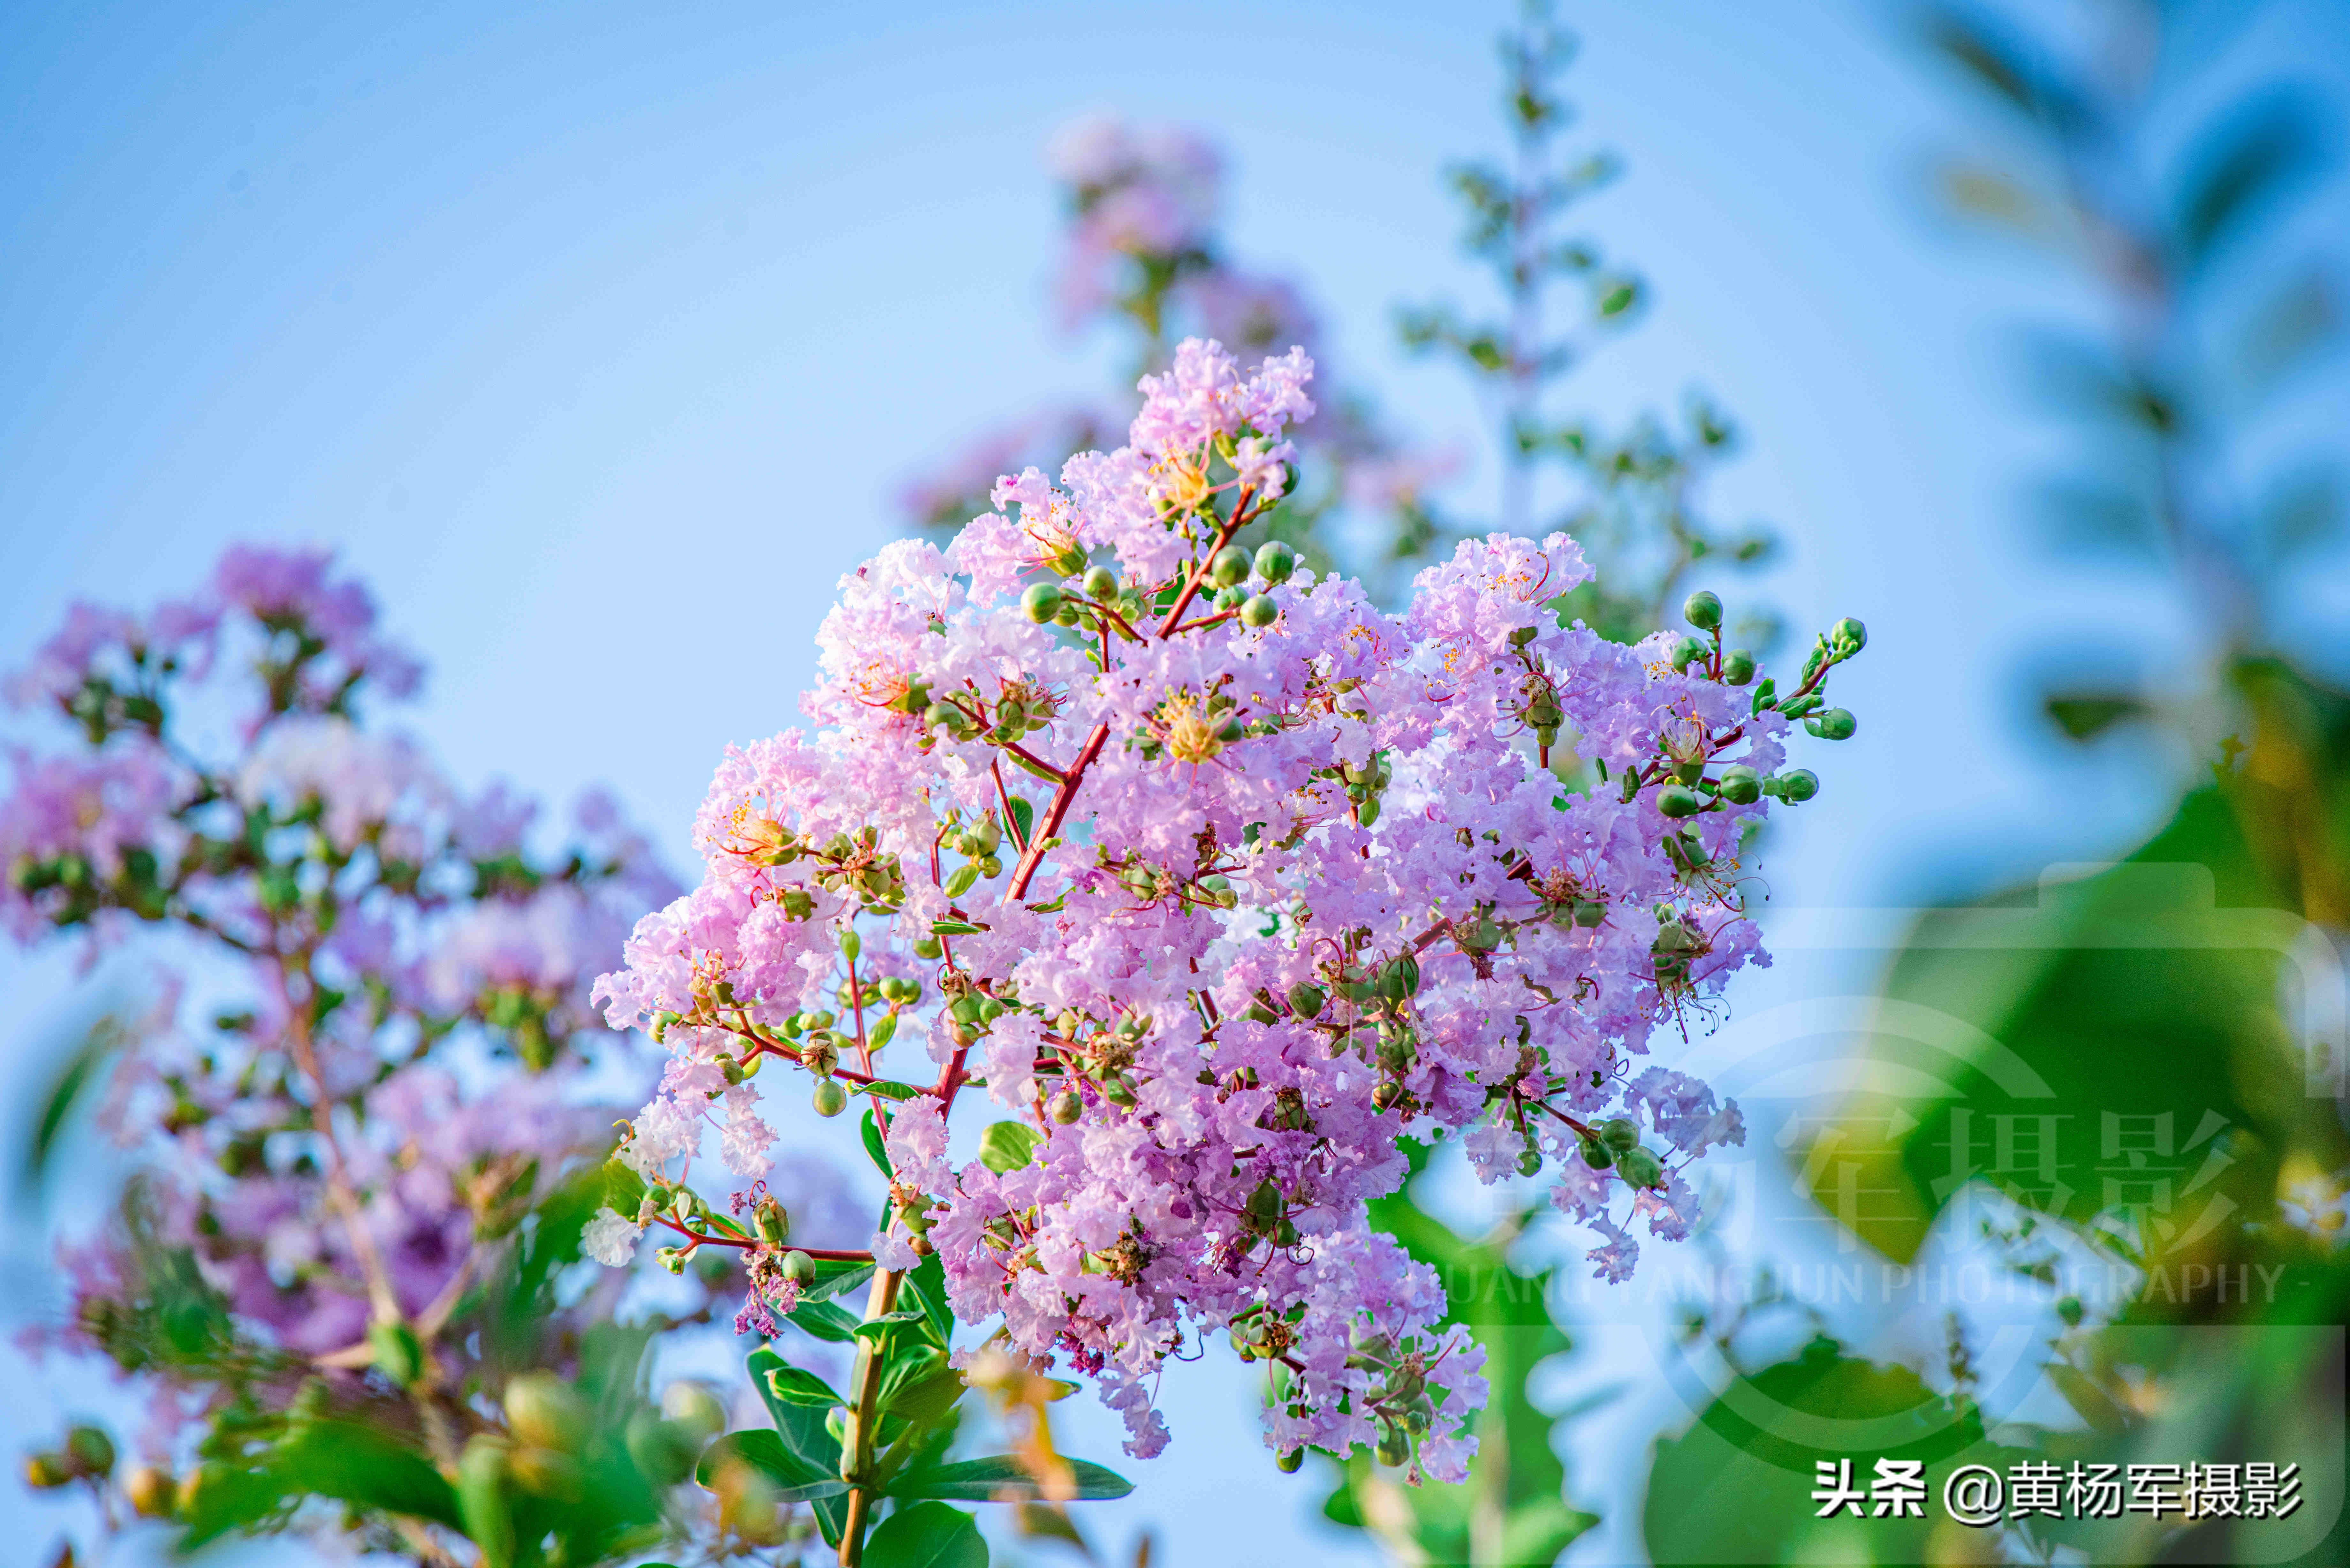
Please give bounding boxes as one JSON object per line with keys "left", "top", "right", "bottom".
{"left": 4, "top": 1, "right": 2347, "bottom": 1564}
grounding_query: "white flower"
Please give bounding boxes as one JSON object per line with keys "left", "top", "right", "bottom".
{"left": 582, "top": 1205, "right": 643, "bottom": 1267}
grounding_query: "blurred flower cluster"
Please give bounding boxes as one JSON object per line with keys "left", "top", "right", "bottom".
{"left": 0, "top": 547, "right": 797, "bottom": 1561}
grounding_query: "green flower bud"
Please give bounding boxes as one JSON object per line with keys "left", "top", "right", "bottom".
{"left": 125, "top": 1463, "right": 177, "bottom": 1518}
{"left": 1517, "top": 1145, "right": 1543, "bottom": 1178}
{"left": 1356, "top": 796, "right": 1382, "bottom": 826}
{"left": 65, "top": 1424, "right": 115, "bottom": 1478}
{"left": 1021, "top": 583, "right": 1064, "bottom": 623}
{"left": 780, "top": 1249, "right": 818, "bottom": 1285}
{"left": 1683, "top": 590, "right": 1722, "bottom": 631}
{"left": 1286, "top": 982, "right": 1327, "bottom": 1018}
{"left": 1049, "top": 1089, "right": 1084, "bottom": 1124}
{"left": 1239, "top": 593, "right": 1278, "bottom": 629}
{"left": 1806, "top": 707, "right": 1857, "bottom": 741}
{"left": 505, "top": 1372, "right": 591, "bottom": 1452}
{"left": 661, "top": 1381, "right": 729, "bottom": 1442}
{"left": 1775, "top": 768, "right": 1820, "bottom": 803}
{"left": 751, "top": 1196, "right": 790, "bottom": 1245}
{"left": 1376, "top": 1425, "right": 1411, "bottom": 1467}
{"left": 1721, "top": 649, "right": 1756, "bottom": 686}
{"left": 913, "top": 936, "right": 943, "bottom": 960}
{"left": 1376, "top": 954, "right": 1421, "bottom": 1001}
{"left": 1831, "top": 617, "right": 1867, "bottom": 658}
{"left": 1372, "top": 1081, "right": 1403, "bottom": 1111}
{"left": 1211, "top": 583, "right": 1247, "bottom": 611}
{"left": 1253, "top": 540, "right": 1297, "bottom": 584}
{"left": 1669, "top": 636, "right": 1706, "bottom": 671}
{"left": 1656, "top": 784, "right": 1703, "bottom": 819}
{"left": 624, "top": 1410, "right": 701, "bottom": 1488}
{"left": 1275, "top": 1447, "right": 1303, "bottom": 1474}
{"left": 1209, "top": 544, "right": 1252, "bottom": 587}
{"left": 1082, "top": 564, "right": 1119, "bottom": 599}
{"left": 811, "top": 1079, "right": 848, "bottom": 1118}
{"left": 1615, "top": 1145, "right": 1667, "bottom": 1189}
{"left": 1717, "top": 765, "right": 1762, "bottom": 805}
{"left": 25, "top": 1452, "right": 72, "bottom": 1489}
{"left": 1579, "top": 1137, "right": 1613, "bottom": 1169}
{"left": 1102, "top": 1074, "right": 1137, "bottom": 1107}
{"left": 1600, "top": 1117, "right": 1640, "bottom": 1150}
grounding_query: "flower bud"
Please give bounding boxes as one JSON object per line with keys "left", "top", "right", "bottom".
{"left": 780, "top": 1249, "right": 818, "bottom": 1285}
{"left": 625, "top": 1410, "right": 701, "bottom": 1488}
{"left": 1831, "top": 617, "right": 1866, "bottom": 658}
{"left": 1656, "top": 785, "right": 1703, "bottom": 819}
{"left": 505, "top": 1371, "right": 591, "bottom": 1453}
{"left": 1615, "top": 1146, "right": 1666, "bottom": 1189}
{"left": 1082, "top": 564, "right": 1118, "bottom": 599}
{"left": 1717, "top": 765, "right": 1762, "bottom": 805}
{"left": 65, "top": 1424, "right": 115, "bottom": 1478}
{"left": 752, "top": 1197, "right": 790, "bottom": 1245}
{"left": 1579, "top": 1137, "right": 1613, "bottom": 1170}
{"left": 1102, "top": 1074, "right": 1137, "bottom": 1107}
{"left": 1805, "top": 707, "right": 1857, "bottom": 741}
{"left": 1600, "top": 1117, "right": 1640, "bottom": 1151}
{"left": 1275, "top": 1448, "right": 1303, "bottom": 1474}
{"left": 1211, "top": 583, "right": 1247, "bottom": 612}
{"left": 1209, "top": 544, "right": 1252, "bottom": 587}
{"left": 1774, "top": 768, "right": 1820, "bottom": 803}
{"left": 662, "top": 1381, "right": 729, "bottom": 1442}
{"left": 1286, "top": 982, "right": 1326, "bottom": 1019}
{"left": 1049, "top": 1089, "right": 1083, "bottom": 1124}
{"left": 24, "top": 1452, "right": 71, "bottom": 1489}
{"left": 1372, "top": 1081, "right": 1403, "bottom": 1111}
{"left": 1376, "top": 1425, "right": 1410, "bottom": 1467}
{"left": 1721, "top": 649, "right": 1756, "bottom": 686}
{"left": 1669, "top": 636, "right": 1706, "bottom": 671}
{"left": 1683, "top": 590, "right": 1722, "bottom": 631}
{"left": 1254, "top": 540, "right": 1297, "bottom": 584}
{"left": 1021, "top": 583, "right": 1064, "bottom": 624}
{"left": 1239, "top": 593, "right": 1278, "bottom": 629}
{"left": 126, "top": 1463, "right": 177, "bottom": 1518}
{"left": 1517, "top": 1145, "right": 1543, "bottom": 1178}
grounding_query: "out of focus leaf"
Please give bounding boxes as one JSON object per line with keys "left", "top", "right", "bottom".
{"left": 2030, "top": 476, "right": 2158, "bottom": 559}
{"left": 273, "top": 1420, "right": 463, "bottom": 1527}
{"left": 865, "top": 1500, "right": 987, "bottom": 1568}
{"left": 1922, "top": 5, "right": 2083, "bottom": 131}
{"left": 2043, "top": 692, "right": 2150, "bottom": 740}
{"left": 2260, "top": 466, "right": 2342, "bottom": 561}
{"left": 2172, "top": 95, "right": 2325, "bottom": 271}
{"left": 2236, "top": 271, "right": 2339, "bottom": 396}
{"left": 694, "top": 1429, "right": 848, "bottom": 1502}
{"left": 23, "top": 1016, "right": 120, "bottom": 1194}
{"left": 1936, "top": 159, "right": 2043, "bottom": 231}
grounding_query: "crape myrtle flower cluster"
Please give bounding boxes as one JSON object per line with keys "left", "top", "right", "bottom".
{"left": 0, "top": 547, "right": 701, "bottom": 1520}
{"left": 590, "top": 338, "right": 1865, "bottom": 1480}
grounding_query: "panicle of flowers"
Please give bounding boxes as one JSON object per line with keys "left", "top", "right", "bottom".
{"left": 593, "top": 337, "right": 1869, "bottom": 1479}
{"left": 0, "top": 546, "right": 738, "bottom": 1531}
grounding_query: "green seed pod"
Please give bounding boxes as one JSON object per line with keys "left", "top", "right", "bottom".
{"left": 661, "top": 1381, "right": 729, "bottom": 1442}
{"left": 1357, "top": 796, "right": 1382, "bottom": 827}
{"left": 1517, "top": 1145, "right": 1543, "bottom": 1178}
{"left": 1275, "top": 1447, "right": 1303, "bottom": 1474}
{"left": 65, "top": 1424, "right": 115, "bottom": 1478}
{"left": 1831, "top": 617, "right": 1867, "bottom": 658}
{"left": 1286, "top": 982, "right": 1326, "bottom": 1018}
{"left": 1054, "top": 600, "right": 1082, "bottom": 626}
{"left": 125, "top": 1463, "right": 177, "bottom": 1518}
{"left": 1656, "top": 784, "right": 1703, "bottom": 819}
{"left": 1082, "top": 564, "right": 1118, "bottom": 598}
{"left": 24, "top": 1452, "right": 71, "bottom": 1489}
{"left": 1775, "top": 768, "right": 1820, "bottom": 803}
{"left": 1721, "top": 649, "right": 1756, "bottom": 686}
{"left": 1021, "top": 582, "right": 1065, "bottom": 623}
{"left": 625, "top": 1409, "right": 700, "bottom": 1488}
{"left": 1806, "top": 707, "right": 1857, "bottom": 741}
{"left": 1239, "top": 593, "right": 1278, "bottom": 629}
{"left": 1049, "top": 1089, "right": 1084, "bottom": 1124}
{"left": 505, "top": 1371, "right": 591, "bottom": 1452}
{"left": 1375, "top": 1424, "right": 1411, "bottom": 1468}
{"left": 811, "top": 1079, "right": 848, "bottom": 1118}
{"left": 1209, "top": 544, "right": 1252, "bottom": 587}
{"left": 1372, "top": 1081, "right": 1403, "bottom": 1111}
{"left": 1254, "top": 540, "right": 1297, "bottom": 584}
{"left": 1717, "top": 765, "right": 1762, "bottom": 805}
{"left": 1211, "top": 582, "right": 1247, "bottom": 611}
{"left": 1102, "top": 1074, "right": 1137, "bottom": 1107}
{"left": 780, "top": 1249, "right": 818, "bottom": 1285}
{"left": 751, "top": 1196, "right": 789, "bottom": 1245}
{"left": 1376, "top": 954, "right": 1421, "bottom": 1001}
{"left": 1600, "top": 1117, "right": 1640, "bottom": 1151}
{"left": 1579, "top": 1137, "right": 1614, "bottom": 1170}
{"left": 1683, "top": 590, "right": 1723, "bottom": 631}
{"left": 1615, "top": 1145, "right": 1667, "bottom": 1189}
{"left": 1672, "top": 758, "right": 1704, "bottom": 786}
{"left": 1670, "top": 636, "right": 1706, "bottom": 671}
{"left": 913, "top": 936, "right": 944, "bottom": 960}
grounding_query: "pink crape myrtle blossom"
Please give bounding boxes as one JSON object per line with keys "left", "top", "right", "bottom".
{"left": 594, "top": 337, "right": 1866, "bottom": 1479}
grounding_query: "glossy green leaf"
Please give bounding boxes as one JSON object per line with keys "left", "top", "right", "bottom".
{"left": 861, "top": 1107, "right": 894, "bottom": 1179}
{"left": 694, "top": 1430, "right": 846, "bottom": 1502}
{"left": 902, "top": 1249, "right": 955, "bottom": 1344}
{"left": 862, "top": 1079, "right": 927, "bottom": 1102}
{"left": 786, "top": 1299, "right": 864, "bottom": 1344}
{"left": 977, "top": 1119, "right": 1038, "bottom": 1174}
{"left": 800, "top": 1258, "right": 877, "bottom": 1307}
{"left": 764, "top": 1362, "right": 846, "bottom": 1408}
{"left": 745, "top": 1348, "right": 847, "bottom": 1480}
{"left": 864, "top": 1500, "right": 988, "bottom": 1568}
{"left": 890, "top": 1454, "right": 1133, "bottom": 1501}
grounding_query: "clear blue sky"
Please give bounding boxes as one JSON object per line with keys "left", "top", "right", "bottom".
{"left": 4, "top": 2, "right": 2346, "bottom": 1564}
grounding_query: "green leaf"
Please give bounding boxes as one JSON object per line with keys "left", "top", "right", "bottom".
{"left": 764, "top": 1363, "right": 847, "bottom": 1408}
{"left": 2043, "top": 692, "right": 2148, "bottom": 740}
{"left": 800, "top": 1259, "right": 877, "bottom": 1308}
{"left": 861, "top": 1080, "right": 928, "bottom": 1102}
{"left": 693, "top": 1430, "right": 848, "bottom": 1503}
{"left": 977, "top": 1120, "right": 1039, "bottom": 1174}
{"left": 850, "top": 1310, "right": 926, "bottom": 1349}
{"left": 865, "top": 1500, "right": 987, "bottom": 1568}
{"left": 882, "top": 1365, "right": 968, "bottom": 1428}
{"left": 785, "top": 1299, "right": 864, "bottom": 1344}
{"left": 902, "top": 1249, "right": 955, "bottom": 1344}
{"left": 23, "top": 1017, "right": 118, "bottom": 1195}
{"left": 745, "top": 1348, "right": 847, "bottom": 1480}
{"left": 890, "top": 1455, "right": 1134, "bottom": 1501}
{"left": 861, "top": 1108, "right": 894, "bottom": 1180}
{"left": 929, "top": 919, "right": 988, "bottom": 935}
{"left": 1005, "top": 796, "right": 1035, "bottom": 843}
{"left": 2173, "top": 95, "right": 2322, "bottom": 271}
